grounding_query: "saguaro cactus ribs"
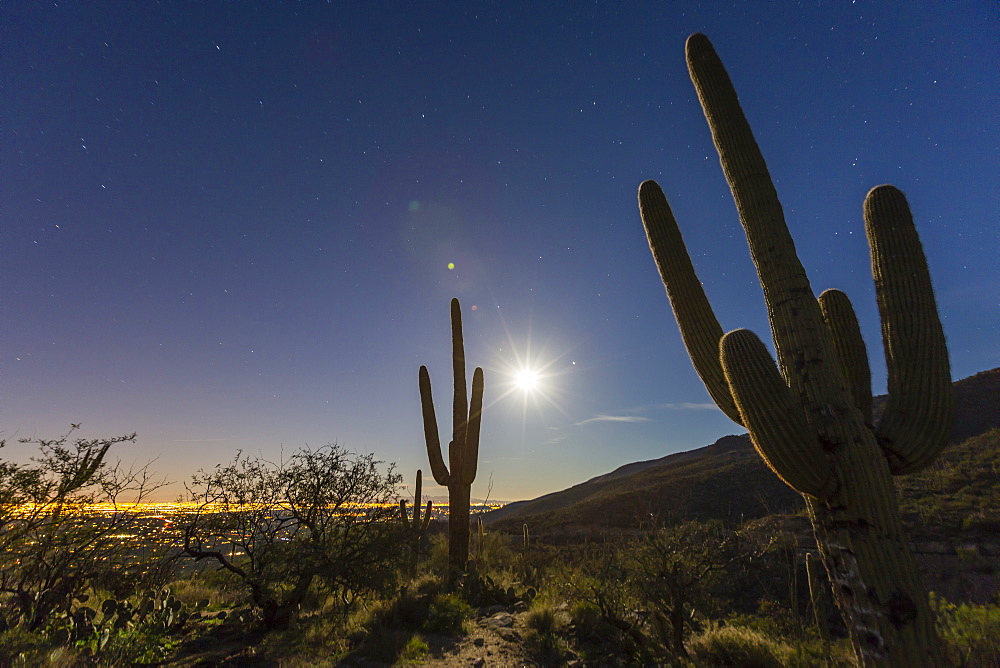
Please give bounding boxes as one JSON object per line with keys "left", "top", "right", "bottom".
{"left": 638, "top": 33, "right": 952, "bottom": 666}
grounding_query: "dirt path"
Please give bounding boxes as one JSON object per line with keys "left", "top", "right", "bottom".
{"left": 167, "top": 604, "right": 551, "bottom": 666}
{"left": 409, "top": 606, "right": 536, "bottom": 667}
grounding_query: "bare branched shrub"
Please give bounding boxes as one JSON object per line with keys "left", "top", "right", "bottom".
{"left": 0, "top": 426, "right": 166, "bottom": 633}
{"left": 179, "top": 444, "right": 403, "bottom": 629}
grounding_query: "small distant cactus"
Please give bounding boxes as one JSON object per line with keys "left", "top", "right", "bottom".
{"left": 399, "top": 469, "right": 433, "bottom": 574}
{"left": 638, "top": 33, "right": 951, "bottom": 666}
{"left": 420, "top": 298, "right": 484, "bottom": 584}
{"left": 475, "top": 514, "right": 486, "bottom": 559}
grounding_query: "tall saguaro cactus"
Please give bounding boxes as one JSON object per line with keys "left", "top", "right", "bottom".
{"left": 419, "top": 298, "right": 484, "bottom": 583}
{"left": 638, "top": 34, "right": 952, "bottom": 666}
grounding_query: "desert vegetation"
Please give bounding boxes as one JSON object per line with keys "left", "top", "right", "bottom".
{"left": 3, "top": 29, "right": 997, "bottom": 666}
{"left": 1, "top": 399, "right": 998, "bottom": 666}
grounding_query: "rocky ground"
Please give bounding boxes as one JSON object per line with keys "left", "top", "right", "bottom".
{"left": 167, "top": 602, "right": 562, "bottom": 667}
{"left": 402, "top": 606, "right": 535, "bottom": 667}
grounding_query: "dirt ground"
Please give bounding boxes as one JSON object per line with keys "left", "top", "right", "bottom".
{"left": 167, "top": 603, "right": 562, "bottom": 667}
{"left": 394, "top": 607, "right": 536, "bottom": 667}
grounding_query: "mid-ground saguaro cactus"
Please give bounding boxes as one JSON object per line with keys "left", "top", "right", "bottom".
{"left": 419, "top": 298, "right": 484, "bottom": 583}
{"left": 638, "top": 33, "right": 952, "bottom": 666}
{"left": 399, "top": 469, "right": 433, "bottom": 574}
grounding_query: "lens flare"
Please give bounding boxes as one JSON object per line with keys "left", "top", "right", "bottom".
{"left": 514, "top": 369, "right": 540, "bottom": 392}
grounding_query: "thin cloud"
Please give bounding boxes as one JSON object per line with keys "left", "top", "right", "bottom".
{"left": 574, "top": 414, "right": 652, "bottom": 426}
{"left": 661, "top": 402, "right": 720, "bottom": 411}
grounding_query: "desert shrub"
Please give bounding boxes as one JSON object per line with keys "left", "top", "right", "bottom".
{"left": 568, "top": 600, "right": 602, "bottom": 638}
{"left": 399, "top": 633, "right": 430, "bottom": 663}
{"left": 423, "top": 593, "right": 470, "bottom": 635}
{"left": 627, "top": 519, "right": 772, "bottom": 658}
{"left": 426, "top": 531, "right": 450, "bottom": 578}
{"left": 169, "top": 573, "right": 247, "bottom": 610}
{"left": 93, "top": 626, "right": 180, "bottom": 665}
{"left": 524, "top": 603, "right": 569, "bottom": 665}
{"left": 178, "top": 444, "right": 403, "bottom": 629}
{"left": 726, "top": 599, "right": 802, "bottom": 641}
{"left": 0, "top": 627, "right": 48, "bottom": 665}
{"left": 470, "top": 516, "right": 516, "bottom": 570}
{"left": 556, "top": 541, "right": 655, "bottom": 662}
{"left": 0, "top": 426, "right": 166, "bottom": 636}
{"left": 687, "top": 623, "right": 792, "bottom": 667}
{"left": 930, "top": 592, "right": 1000, "bottom": 666}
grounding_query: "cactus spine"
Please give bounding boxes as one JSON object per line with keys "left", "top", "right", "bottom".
{"left": 399, "top": 469, "right": 433, "bottom": 574}
{"left": 638, "top": 33, "right": 952, "bottom": 666}
{"left": 419, "top": 298, "right": 484, "bottom": 583}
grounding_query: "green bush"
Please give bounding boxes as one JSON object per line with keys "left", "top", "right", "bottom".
{"left": 423, "top": 593, "right": 470, "bottom": 636}
{"left": 524, "top": 604, "right": 568, "bottom": 666}
{"left": 568, "top": 600, "right": 601, "bottom": 637}
{"left": 525, "top": 604, "right": 558, "bottom": 635}
{"left": 930, "top": 592, "right": 1000, "bottom": 666}
{"left": 0, "top": 628, "right": 49, "bottom": 665}
{"left": 399, "top": 633, "right": 430, "bottom": 663}
{"left": 95, "top": 627, "right": 179, "bottom": 665}
{"left": 687, "top": 623, "right": 792, "bottom": 667}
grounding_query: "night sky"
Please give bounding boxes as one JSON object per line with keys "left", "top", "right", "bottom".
{"left": 3, "top": 2, "right": 997, "bottom": 502}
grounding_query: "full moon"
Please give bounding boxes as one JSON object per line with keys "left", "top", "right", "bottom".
{"left": 514, "top": 369, "right": 540, "bottom": 392}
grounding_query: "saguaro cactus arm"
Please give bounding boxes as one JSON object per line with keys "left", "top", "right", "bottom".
{"left": 865, "top": 186, "right": 953, "bottom": 473}
{"left": 686, "top": 33, "right": 841, "bottom": 412}
{"left": 450, "top": 298, "right": 469, "bottom": 478}
{"left": 638, "top": 179, "right": 742, "bottom": 424}
{"left": 818, "top": 289, "right": 873, "bottom": 423}
{"left": 419, "top": 366, "right": 451, "bottom": 486}
{"left": 720, "top": 329, "right": 836, "bottom": 498}
{"left": 462, "top": 367, "right": 484, "bottom": 485}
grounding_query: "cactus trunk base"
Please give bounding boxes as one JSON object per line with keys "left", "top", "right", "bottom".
{"left": 804, "top": 434, "right": 944, "bottom": 666}
{"left": 447, "top": 483, "right": 471, "bottom": 584}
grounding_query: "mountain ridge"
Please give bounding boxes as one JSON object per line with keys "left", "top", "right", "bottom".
{"left": 486, "top": 367, "right": 1000, "bottom": 530}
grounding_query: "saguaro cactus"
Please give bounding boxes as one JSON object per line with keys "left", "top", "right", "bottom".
{"left": 419, "top": 298, "right": 484, "bottom": 583}
{"left": 399, "top": 469, "right": 433, "bottom": 574}
{"left": 638, "top": 34, "right": 952, "bottom": 666}
{"left": 806, "top": 552, "right": 832, "bottom": 649}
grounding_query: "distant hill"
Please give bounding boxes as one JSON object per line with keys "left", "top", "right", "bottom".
{"left": 488, "top": 368, "right": 1000, "bottom": 535}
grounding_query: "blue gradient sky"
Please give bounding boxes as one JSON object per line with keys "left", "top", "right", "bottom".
{"left": 3, "top": 2, "right": 997, "bottom": 502}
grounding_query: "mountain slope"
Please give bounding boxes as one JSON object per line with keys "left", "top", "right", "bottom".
{"left": 489, "top": 368, "right": 999, "bottom": 534}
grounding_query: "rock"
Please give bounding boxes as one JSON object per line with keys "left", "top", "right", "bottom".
{"left": 483, "top": 612, "right": 514, "bottom": 629}
{"left": 494, "top": 627, "right": 520, "bottom": 642}
{"left": 473, "top": 637, "right": 485, "bottom": 647}
{"left": 512, "top": 600, "right": 528, "bottom": 613}
{"left": 478, "top": 604, "right": 508, "bottom": 617}
{"left": 472, "top": 659, "right": 485, "bottom": 668}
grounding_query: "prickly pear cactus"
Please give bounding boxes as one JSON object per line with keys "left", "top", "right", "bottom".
{"left": 638, "top": 33, "right": 952, "bottom": 666}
